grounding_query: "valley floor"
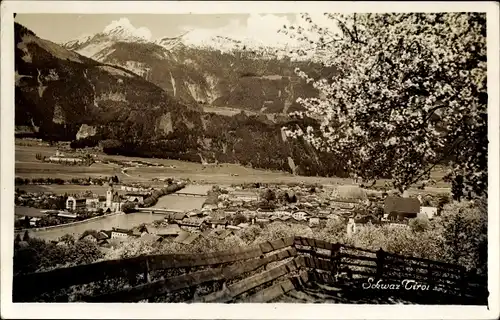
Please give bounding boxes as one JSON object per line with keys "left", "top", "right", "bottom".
{"left": 14, "top": 142, "right": 451, "bottom": 193}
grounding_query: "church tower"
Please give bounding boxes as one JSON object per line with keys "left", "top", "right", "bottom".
{"left": 106, "top": 185, "right": 113, "bottom": 208}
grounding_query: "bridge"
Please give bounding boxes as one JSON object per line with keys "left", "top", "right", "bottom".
{"left": 168, "top": 192, "right": 207, "bottom": 198}
{"left": 136, "top": 207, "right": 185, "bottom": 214}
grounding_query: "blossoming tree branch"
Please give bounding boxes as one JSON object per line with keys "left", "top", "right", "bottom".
{"left": 279, "top": 13, "right": 487, "bottom": 197}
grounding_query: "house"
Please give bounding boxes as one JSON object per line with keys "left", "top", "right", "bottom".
{"left": 174, "top": 212, "right": 187, "bottom": 221}
{"left": 309, "top": 217, "right": 320, "bottom": 227}
{"left": 255, "top": 218, "right": 270, "bottom": 224}
{"left": 214, "top": 229, "right": 234, "bottom": 239}
{"left": 57, "top": 212, "right": 78, "bottom": 219}
{"left": 179, "top": 221, "right": 206, "bottom": 232}
{"left": 210, "top": 220, "right": 228, "bottom": 230}
{"left": 384, "top": 196, "right": 420, "bottom": 221}
{"left": 155, "top": 224, "right": 182, "bottom": 237}
{"left": 29, "top": 217, "right": 41, "bottom": 227}
{"left": 331, "top": 201, "right": 356, "bottom": 210}
{"left": 302, "top": 202, "right": 314, "bottom": 208}
{"left": 275, "top": 211, "right": 292, "bottom": 217}
{"left": 130, "top": 227, "right": 143, "bottom": 237}
{"left": 236, "top": 223, "right": 249, "bottom": 229}
{"left": 187, "top": 210, "right": 203, "bottom": 217}
{"left": 203, "top": 203, "right": 218, "bottom": 211}
{"left": 66, "top": 196, "right": 86, "bottom": 211}
{"left": 419, "top": 206, "right": 437, "bottom": 220}
{"left": 292, "top": 211, "right": 309, "bottom": 221}
{"left": 88, "top": 196, "right": 108, "bottom": 209}
{"left": 125, "top": 193, "right": 145, "bottom": 204}
{"left": 140, "top": 233, "right": 161, "bottom": 243}
{"left": 354, "top": 214, "right": 378, "bottom": 224}
{"left": 80, "top": 230, "right": 109, "bottom": 243}
{"left": 110, "top": 228, "right": 132, "bottom": 239}
{"left": 164, "top": 212, "right": 187, "bottom": 222}
{"left": 174, "top": 231, "right": 201, "bottom": 245}
{"left": 81, "top": 234, "right": 98, "bottom": 243}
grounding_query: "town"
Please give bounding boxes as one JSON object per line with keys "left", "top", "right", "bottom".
{"left": 15, "top": 175, "right": 442, "bottom": 249}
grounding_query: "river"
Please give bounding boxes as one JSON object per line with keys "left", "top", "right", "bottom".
{"left": 24, "top": 186, "right": 209, "bottom": 242}
{"left": 24, "top": 212, "right": 167, "bottom": 242}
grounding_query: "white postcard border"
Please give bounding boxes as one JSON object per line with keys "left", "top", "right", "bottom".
{"left": 1, "top": 1, "right": 499, "bottom": 319}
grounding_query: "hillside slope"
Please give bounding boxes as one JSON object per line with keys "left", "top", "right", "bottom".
{"left": 15, "top": 23, "right": 197, "bottom": 141}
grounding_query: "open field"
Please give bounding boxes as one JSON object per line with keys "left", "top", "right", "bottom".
{"left": 15, "top": 144, "right": 121, "bottom": 179}
{"left": 15, "top": 142, "right": 451, "bottom": 194}
{"left": 15, "top": 206, "right": 46, "bottom": 217}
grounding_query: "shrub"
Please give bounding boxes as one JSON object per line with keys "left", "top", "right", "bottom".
{"left": 14, "top": 237, "right": 103, "bottom": 275}
{"left": 237, "top": 225, "right": 263, "bottom": 244}
{"left": 261, "top": 188, "right": 276, "bottom": 202}
{"left": 253, "top": 222, "right": 314, "bottom": 244}
{"left": 318, "top": 217, "right": 347, "bottom": 243}
{"left": 232, "top": 213, "right": 248, "bottom": 225}
{"left": 409, "top": 216, "right": 430, "bottom": 232}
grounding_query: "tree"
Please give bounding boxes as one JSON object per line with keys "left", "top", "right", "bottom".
{"left": 24, "top": 216, "right": 30, "bottom": 228}
{"left": 121, "top": 202, "right": 137, "bottom": 213}
{"left": 22, "top": 230, "right": 30, "bottom": 241}
{"left": 409, "top": 216, "right": 430, "bottom": 232}
{"left": 440, "top": 197, "right": 487, "bottom": 273}
{"left": 280, "top": 13, "right": 487, "bottom": 196}
{"left": 261, "top": 188, "right": 276, "bottom": 202}
{"left": 232, "top": 213, "right": 248, "bottom": 225}
{"left": 59, "top": 234, "right": 75, "bottom": 245}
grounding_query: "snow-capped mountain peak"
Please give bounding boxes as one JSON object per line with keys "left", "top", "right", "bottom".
{"left": 64, "top": 33, "right": 94, "bottom": 48}
{"left": 102, "top": 17, "right": 152, "bottom": 42}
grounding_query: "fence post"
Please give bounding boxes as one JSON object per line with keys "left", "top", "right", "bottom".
{"left": 427, "top": 261, "right": 433, "bottom": 286}
{"left": 376, "top": 248, "right": 386, "bottom": 279}
{"left": 144, "top": 259, "right": 151, "bottom": 283}
{"left": 459, "top": 267, "right": 467, "bottom": 301}
{"left": 331, "top": 243, "right": 341, "bottom": 275}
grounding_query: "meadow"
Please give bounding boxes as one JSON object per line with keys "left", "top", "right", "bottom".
{"left": 15, "top": 141, "right": 451, "bottom": 194}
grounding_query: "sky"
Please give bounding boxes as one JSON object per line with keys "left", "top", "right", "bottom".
{"left": 15, "top": 13, "right": 303, "bottom": 45}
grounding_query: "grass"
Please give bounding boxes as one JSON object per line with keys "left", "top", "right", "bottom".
{"left": 15, "top": 206, "right": 46, "bottom": 217}
{"left": 15, "top": 142, "right": 450, "bottom": 194}
{"left": 15, "top": 144, "right": 121, "bottom": 180}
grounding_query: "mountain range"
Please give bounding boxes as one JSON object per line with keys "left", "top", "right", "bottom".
{"left": 62, "top": 20, "right": 336, "bottom": 114}
{"left": 15, "top": 21, "right": 348, "bottom": 177}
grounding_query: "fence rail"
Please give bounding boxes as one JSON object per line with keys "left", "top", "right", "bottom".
{"left": 13, "top": 236, "right": 488, "bottom": 303}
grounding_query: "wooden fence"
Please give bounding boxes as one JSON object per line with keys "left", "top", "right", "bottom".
{"left": 12, "top": 236, "right": 488, "bottom": 304}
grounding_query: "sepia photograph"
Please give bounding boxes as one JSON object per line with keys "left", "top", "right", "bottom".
{"left": 1, "top": 1, "right": 499, "bottom": 319}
